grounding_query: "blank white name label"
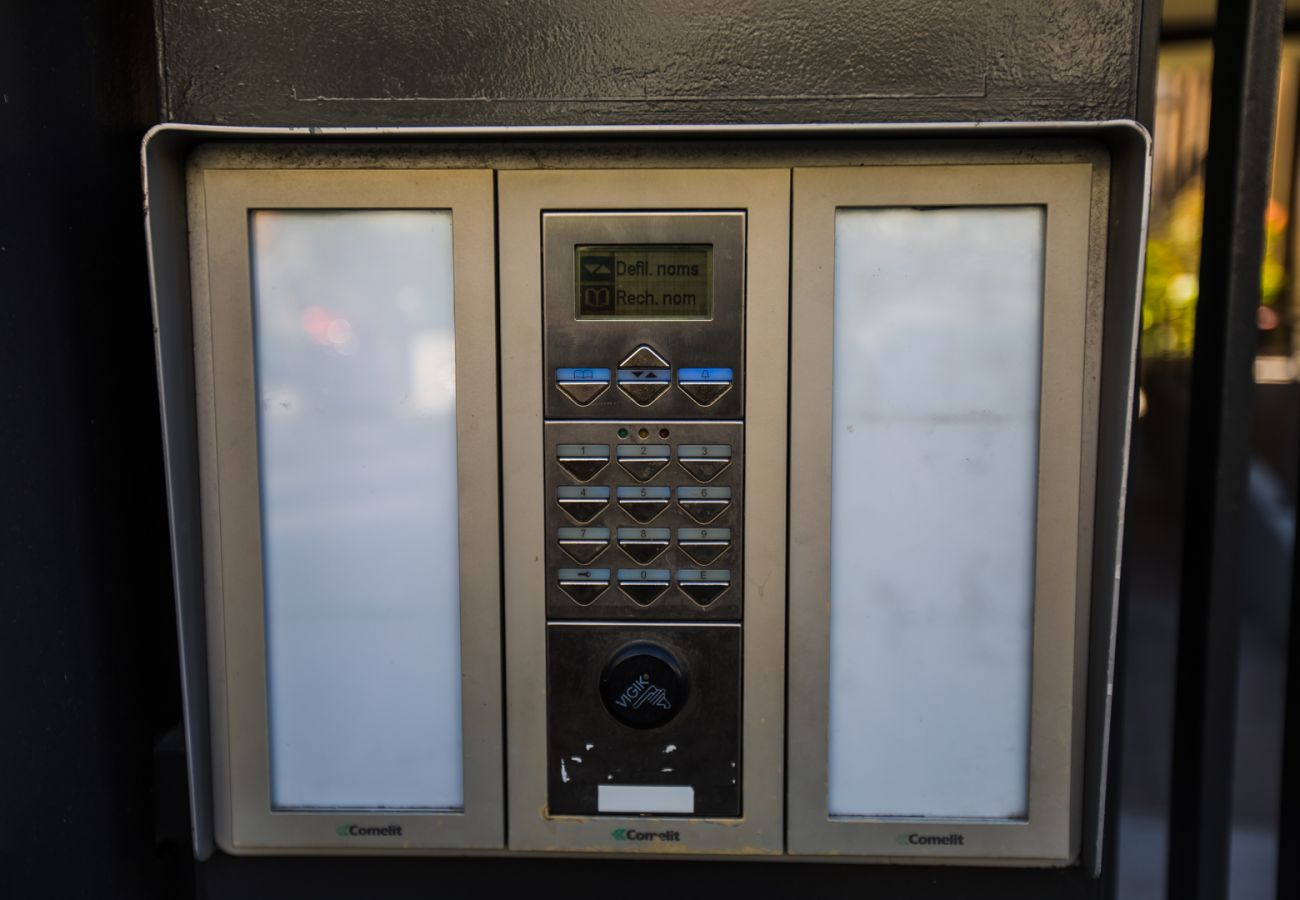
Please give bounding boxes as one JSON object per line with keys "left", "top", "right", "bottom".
{"left": 597, "top": 784, "right": 695, "bottom": 814}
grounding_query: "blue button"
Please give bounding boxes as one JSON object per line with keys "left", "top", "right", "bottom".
{"left": 677, "top": 367, "right": 734, "bottom": 383}
{"left": 556, "top": 367, "right": 611, "bottom": 382}
{"left": 616, "top": 368, "right": 672, "bottom": 383}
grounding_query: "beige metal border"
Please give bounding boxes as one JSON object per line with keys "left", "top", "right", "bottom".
{"left": 499, "top": 169, "right": 790, "bottom": 854}
{"left": 786, "top": 163, "right": 1103, "bottom": 863}
{"left": 192, "top": 167, "right": 503, "bottom": 853}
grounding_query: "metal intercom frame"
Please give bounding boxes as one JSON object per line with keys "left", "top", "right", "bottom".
{"left": 500, "top": 169, "right": 791, "bottom": 853}
{"left": 787, "top": 163, "right": 1103, "bottom": 862}
{"left": 188, "top": 168, "right": 504, "bottom": 852}
{"left": 144, "top": 124, "right": 1150, "bottom": 871}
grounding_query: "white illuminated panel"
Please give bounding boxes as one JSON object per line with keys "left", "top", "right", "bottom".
{"left": 250, "top": 210, "right": 463, "bottom": 810}
{"left": 827, "top": 207, "right": 1044, "bottom": 820}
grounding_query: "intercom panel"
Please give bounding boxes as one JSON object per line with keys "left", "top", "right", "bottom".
{"left": 155, "top": 134, "right": 1142, "bottom": 866}
{"left": 537, "top": 210, "right": 750, "bottom": 819}
{"left": 500, "top": 168, "right": 791, "bottom": 855}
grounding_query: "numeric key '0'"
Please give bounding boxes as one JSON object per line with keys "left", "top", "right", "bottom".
{"left": 617, "top": 568, "right": 671, "bottom": 606}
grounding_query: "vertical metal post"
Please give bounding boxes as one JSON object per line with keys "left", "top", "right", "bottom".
{"left": 1282, "top": 510, "right": 1300, "bottom": 898}
{"left": 1167, "top": 0, "right": 1284, "bottom": 898}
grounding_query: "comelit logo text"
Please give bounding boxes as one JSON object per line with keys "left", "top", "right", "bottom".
{"left": 336, "top": 824, "right": 404, "bottom": 837}
{"left": 612, "top": 827, "right": 681, "bottom": 842}
{"left": 895, "top": 832, "right": 965, "bottom": 846}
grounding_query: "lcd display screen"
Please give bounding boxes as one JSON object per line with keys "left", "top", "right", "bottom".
{"left": 575, "top": 244, "right": 713, "bottom": 320}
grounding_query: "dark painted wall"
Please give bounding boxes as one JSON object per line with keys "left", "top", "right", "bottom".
{"left": 157, "top": 0, "right": 1146, "bottom": 126}
{"left": 1, "top": 2, "right": 190, "bottom": 897}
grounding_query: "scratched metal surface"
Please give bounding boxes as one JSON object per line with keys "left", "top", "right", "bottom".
{"left": 155, "top": 0, "right": 1143, "bottom": 125}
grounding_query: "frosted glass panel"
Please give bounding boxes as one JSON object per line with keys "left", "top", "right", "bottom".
{"left": 250, "top": 210, "right": 463, "bottom": 810}
{"left": 827, "top": 207, "right": 1044, "bottom": 820}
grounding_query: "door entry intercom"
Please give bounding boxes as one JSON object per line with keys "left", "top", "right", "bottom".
{"left": 499, "top": 169, "right": 790, "bottom": 853}
{"left": 540, "top": 211, "right": 747, "bottom": 819}
{"left": 146, "top": 126, "right": 1148, "bottom": 868}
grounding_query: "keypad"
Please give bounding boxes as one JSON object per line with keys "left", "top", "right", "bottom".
{"left": 545, "top": 420, "right": 742, "bottom": 621}
{"left": 552, "top": 346, "right": 737, "bottom": 413}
